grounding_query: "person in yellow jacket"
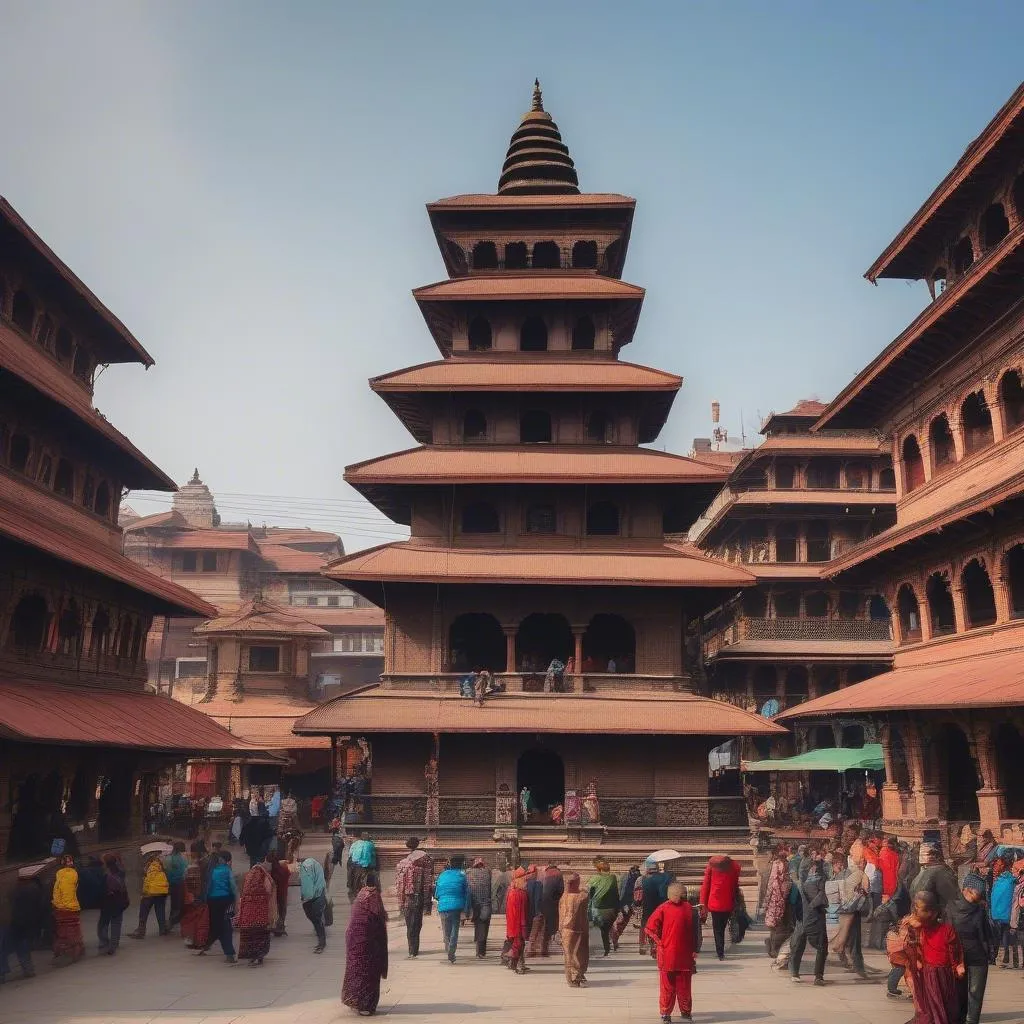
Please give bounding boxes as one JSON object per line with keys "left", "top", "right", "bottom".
{"left": 51, "top": 854, "right": 85, "bottom": 966}
{"left": 129, "top": 852, "right": 171, "bottom": 939}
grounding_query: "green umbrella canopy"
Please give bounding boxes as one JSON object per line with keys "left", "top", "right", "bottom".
{"left": 742, "top": 743, "right": 883, "bottom": 773}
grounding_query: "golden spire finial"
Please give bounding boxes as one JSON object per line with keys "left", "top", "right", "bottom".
{"left": 532, "top": 78, "right": 544, "bottom": 112}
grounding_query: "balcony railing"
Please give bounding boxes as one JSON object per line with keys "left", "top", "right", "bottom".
{"left": 379, "top": 672, "right": 690, "bottom": 694}
{"left": 703, "top": 615, "right": 892, "bottom": 658}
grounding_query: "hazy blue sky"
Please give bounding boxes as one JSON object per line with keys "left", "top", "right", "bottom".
{"left": 2, "top": 2, "right": 1020, "bottom": 550}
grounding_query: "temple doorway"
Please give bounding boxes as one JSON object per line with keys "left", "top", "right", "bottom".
{"left": 516, "top": 747, "right": 564, "bottom": 822}
{"left": 936, "top": 724, "right": 980, "bottom": 821}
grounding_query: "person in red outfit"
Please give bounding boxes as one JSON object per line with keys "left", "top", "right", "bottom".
{"left": 646, "top": 883, "right": 698, "bottom": 1023}
{"left": 878, "top": 836, "right": 901, "bottom": 902}
{"left": 698, "top": 855, "right": 741, "bottom": 960}
{"left": 504, "top": 867, "right": 531, "bottom": 975}
{"left": 903, "top": 890, "right": 964, "bottom": 1024}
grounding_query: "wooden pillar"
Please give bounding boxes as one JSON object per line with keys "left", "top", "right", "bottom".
{"left": 906, "top": 723, "right": 941, "bottom": 820}
{"left": 571, "top": 625, "right": 585, "bottom": 693}
{"left": 879, "top": 722, "right": 903, "bottom": 821}
{"left": 970, "top": 718, "right": 1006, "bottom": 829}
{"left": 502, "top": 626, "right": 516, "bottom": 673}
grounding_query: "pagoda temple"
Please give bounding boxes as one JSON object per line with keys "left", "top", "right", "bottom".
{"left": 296, "top": 83, "right": 782, "bottom": 856}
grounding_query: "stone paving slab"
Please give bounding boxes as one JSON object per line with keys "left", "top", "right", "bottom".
{"left": 3, "top": 873, "right": 1023, "bottom": 1024}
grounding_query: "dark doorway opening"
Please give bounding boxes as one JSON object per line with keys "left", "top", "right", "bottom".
{"left": 517, "top": 747, "right": 564, "bottom": 820}
{"left": 995, "top": 723, "right": 1024, "bottom": 818}
{"left": 937, "top": 724, "right": 980, "bottom": 820}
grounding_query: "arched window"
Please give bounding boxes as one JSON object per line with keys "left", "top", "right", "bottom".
{"left": 72, "top": 347, "right": 92, "bottom": 383}
{"left": 926, "top": 572, "right": 956, "bottom": 636}
{"left": 902, "top": 435, "right": 925, "bottom": 492}
{"left": 741, "top": 589, "right": 767, "bottom": 617}
{"left": 774, "top": 461, "right": 796, "bottom": 489}
{"left": 586, "top": 411, "right": 611, "bottom": 442}
{"left": 461, "top": 501, "right": 500, "bottom": 534}
{"left": 515, "top": 613, "right": 572, "bottom": 673}
{"left": 525, "top": 503, "right": 556, "bottom": 534}
{"left": 844, "top": 462, "right": 869, "bottom": 489}
{"left": 582, "top": 614, "right": 635, "bottom": 672}
{"left": 449, "top": 612, "right": 506, "bottom": 672}
{"left": 806, "top": 521, "right": 831, "bottom": 562}
{"left": 868, "top": 594, "right": 890, "bottom": 621}
{"left": 952, "top": 236, "right": 974, "bottom": 276}
{"left": 36, "top": 315, "right": 54, "bottom": 349}
{"left": 938, "top": 724, "right": 980, "bottom": 820}
{"left": 55, "top": 327, "right": 74, "bottom": 365}
{"left": 929, "top": 414, "right": 956, "bottom": 474}
{"left": 961, "top": 391, "right": 994, "bottom": 455}
{"left": 572, "top": 315, "right": 595, "bottom": 350}
{"left": 961, "top": 558, "right": 997, "bottom": 627}
{"left": 520, "top": 409, "right": 551, "bottom": 443}
{"left": 8, "top": 593, "right": 49, "bottom": 651}
{"left": 471, "top": 241, "right": 498, "bottom": 270}
{"left": 897, "top": 584, "right": 921, "bottom": 643}
{"left": 462, "top": 409, "right": 487, "bottom": 441}
{"left": 90, "top": 607, "right": 111, "bottom": 656}
{"left": 999, "top": 369, "right": 1024, "bottom": 432}
{"left": 586, "top": 501, "right": 620, "bottom": 536}
{"left": 57, "top": 599, "right": 82, "bottom": 655}
{"left": 11, "top": 290, "right": 35, "bottom": 334}
{"left": 53, "top": 458, "right": 74, "bottom": 498}
{"left": 838, "top": 591, "right": 861, "bottom": 619}
{"left": 806, "top": 458, "right": 840, "bottom": 489}
{"left": 9, "top": 433, "right": 30, "bottom": 473}
{"left": 531, "top": 241, "right": 560, "bottom": 269}
{"left": 805, "top": 591, "right": 830, "bottom": 617}
{"left": 82, "top": 473, "right": 95, "bottom": 509}
{"left": 94, "top": 481, "right": 112, "bottom": 518}
{"left": 662, "top": 503, "right": 690, "bottom": 536}
{"left": 773, "top": 590, "right": 800, "bottom": 617}
{"left": 775, "top": 522, "right": 798, "bottom": 562}
{"left": 1006, "top": 544, "right": 1024, "bottom": 618}
{"left": 467, "top": 316, "right": 492, "bottom": 351}
{"left": 981, "top": 203, "right": 1009, "bottom": 250}
{"left": 520, "top": 316, "right": 547, "bottom": 352}
{"left": 504, "top": 242, "right": 528, "bottom": 270}
{"left": 879, "top": 464, "right": 895, "bottom": 490}
{"left": 571, "top": 240, "right": 598, "bottom": 269}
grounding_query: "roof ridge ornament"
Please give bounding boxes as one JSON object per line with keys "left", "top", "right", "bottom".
{"left": 532, "top": 78, "right": 544, "bottom": 112}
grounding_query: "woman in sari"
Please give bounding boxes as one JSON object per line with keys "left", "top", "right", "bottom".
{"left": 558, "top": 872, "right": 589, "bottom": 987}
{"left": 51, "top": 854, "right": 84, "bottom": 966}
{"left": 763, "top": 846, "right": 793, "bottom": 958}
{"left": 180, "top": 841, "right": 210, "bottom": 949}
{"left": 342, "top": 872, "right": 388, "bottom": 1016}
{"left": 236, "top": 858, "right": 278, "bottom": 966}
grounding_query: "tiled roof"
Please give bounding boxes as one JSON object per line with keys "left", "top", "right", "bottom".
{"left": 776, "top": 646, "right": 1024, "bottom": 719}
{"left": 866, "top": 82, "right": 1024, "bottom": 281}
{"left": 0, "top": 681, "right": 266, "bottom": 752}
{"left": 257, "top": 544, "right": 329, "bottom": 572}
{"left": 345, "top": 445, "right": 728, "bottom": 486}
{"left": 164, "top": 531, "right": 259, "bottom": 553}
{"left": 259, "top": 528, "right": 342, "bottom": 544}
{"left": 413, "top": 274, "right": 644, "bottom": 302}
{"left": 179, "top": 694, "right": 330, "bottom": 751}
{"left": 194, "top": 599, "right": 330, "bottom": 638}
{"left": 0, "top": 326, "right": 175, "bottom": 489}
{"left": 1, "top": 197, "right": 153, "bottom": 365}
{"left": 294, "top": 687, "right": 786, "bottom": 737}
{"left": 828, "top": 444, "right": 1024, "bottom": 575}
{"left": 428, "top": 193, "right": 635, "bottom": 209}
{"left": 739, "top": 433, "right": 887, "bottom": 462}
{"left": 0, "top": 480, "right": 216, "bottom": 617}
{"left": 370, "top": 358, "right": 681, "bottom": 393}
{"left": 291, "top": 606, "right": 385, "bottom": 627}
{"left": 325, "top": 541, "right": 754, "bottom": 588}
{"left": 120, "top": 509, "right": 189, "bottom": 531}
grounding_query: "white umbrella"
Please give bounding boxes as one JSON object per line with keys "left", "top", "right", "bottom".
{"left": 140, "top": 841, "right": 172, "bottom": 856}
{"left": 648, "top": 848, "right": 682, "bottom": 862}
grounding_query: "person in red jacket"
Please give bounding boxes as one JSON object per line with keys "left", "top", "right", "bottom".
{"left": 878, "top": 836, "right": 901, "bottom": 902}
{"left": 646, "top": 883, "right": 698, "bottom": 1023}
{"left": 504, "top": 867, "right": 531, "bottom": 975}
{"left": 698, "top": 854, "right": 741, "bottom": 961}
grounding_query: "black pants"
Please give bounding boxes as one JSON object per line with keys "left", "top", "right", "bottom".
{"left": 887, "top": 964, "right": 905, "bottom": 994}
{"left": 958, "top": 962, "right": 988, "bottom": 1024}
{"left": 302, "top": 896, "right": 327, "bottom": 949}
{"left": 405, "top": 902, "right": 424, "bottom": 956}
{"left": 789, "top": 925, "right": 827, "bottom": 981}
{"left": 845, "top": 914, "right": 865, "bottom": 973}
{"left": 138, "top": 895, "right": 167, "bottom": 934}
{"left": 204, "top": 896, "right": 232, "bottom": 952}
{"left": 473, "top": 914, "right": 491, "bottom": 957}
{"left": 710, "top": 910, "right": 731, "bottom": 959}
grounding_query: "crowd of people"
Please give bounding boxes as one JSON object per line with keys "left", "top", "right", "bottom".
{"left": 759, "top": 821, "right": 1024, "bottom": 1024}
{"left": 0, "top": 834, "right": 332, "bottom": 983}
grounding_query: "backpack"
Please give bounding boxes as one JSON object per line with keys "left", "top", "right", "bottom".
{"left": 107, "top": 873, "right": 130, "bottom": 913}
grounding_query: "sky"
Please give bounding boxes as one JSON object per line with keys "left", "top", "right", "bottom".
{"left": 2, "top": 2, "right": 1021, "bottom": 551}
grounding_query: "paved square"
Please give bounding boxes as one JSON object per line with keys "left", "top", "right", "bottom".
{"left": 3, "top": 866, "right": 1022, "bottom": 1024}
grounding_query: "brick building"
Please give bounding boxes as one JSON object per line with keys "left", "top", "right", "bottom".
{"left": 777, "top": 82, "right": 1024, "bottom": 844}
{"left": 0, "top": 197, "right": 257, "bottom": 861}
{"left": 295, "top": 83, "right": 783, "bottom": 857}
{"left": 121, "top": 477, "right": 385, "bottom": 797}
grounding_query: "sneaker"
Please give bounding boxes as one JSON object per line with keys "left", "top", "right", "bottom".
{"left": 886, "top": 991, "right": 907, "bottom": 1001}
{"left": 224, "top": 955, "right": 237, "bottom": 964}
{"left": 1000, "top": 962, "right": 1011, "bottom": 969}
{"left": 813, "top": 977, "right": 826, "bottom": 987}
{"left": 790, "top": 976, "right": 802, "bottom": 983}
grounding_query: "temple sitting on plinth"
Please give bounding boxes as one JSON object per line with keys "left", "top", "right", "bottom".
{"left": 295, "top": 82, "right": 782, "bottom": 856}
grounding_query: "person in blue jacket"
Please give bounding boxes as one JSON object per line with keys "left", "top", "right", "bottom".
{"left": 434, "top": 855, "right": 472, "bottom": 964}
{"left": 989, "top": 857, "right": 1018, "bottom": 968}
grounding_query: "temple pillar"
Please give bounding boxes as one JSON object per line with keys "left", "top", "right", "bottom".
{"left": 879, "top": 723, "right": 904, "bottom": 820}
{"left": 985, "top": 382, "right": 1005, "bottom": 443}
{"left": 906, "top": 724, "right": 941, "bottom": 820}
{"left": 502, "top": 626, "right": 516, "bottom": 674}
{"left": 970, "top": 719, "right": 1005, "bottom": 829}
{"left": 951, "top": 584, "right": 969, "bottom": 634}
{"left": 571, "top": 625, "right": 586, "bottom": 693}
{"left": 992, "top": 572, "right": 1012, "bottom": 624}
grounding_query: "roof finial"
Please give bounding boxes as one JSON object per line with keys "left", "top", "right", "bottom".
{"left": 190, "top": 468, "right": 200, "bottom": 484}
{"left": 532, "top": 78, "right": 543, "bottom": 112}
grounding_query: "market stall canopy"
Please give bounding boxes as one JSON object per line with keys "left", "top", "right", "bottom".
{"left": 742, "top": 744, "right": 883, "bottom": 773}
